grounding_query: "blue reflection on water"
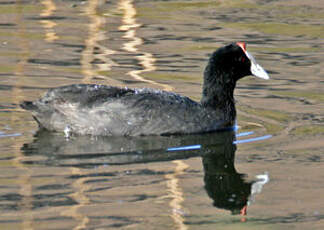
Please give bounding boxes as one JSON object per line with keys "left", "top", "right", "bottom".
{"left": 236, "top": 131, "right": 254, "bottom": 137}
{"left": 167, "top": 144, "right": 201, "bottom": 152}
{"left": 167, "top": 131, "right": 271, "bottom": 152}
{"left": 0, "top": 131, "right": 22, "bottom": 138}
{"left": 234, "top": 135, "right": 272, "bottom": 144}
{"left": 167, "top": 131, "right": 272, "bottom": 152}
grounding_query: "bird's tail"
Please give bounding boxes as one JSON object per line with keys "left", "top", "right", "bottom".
{"left": 20, "top": 101, "right": 38, "bottom": 111}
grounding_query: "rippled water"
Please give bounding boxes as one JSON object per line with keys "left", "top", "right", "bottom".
{"left": 0, "top": 0, "right": 323, "bottom": 229}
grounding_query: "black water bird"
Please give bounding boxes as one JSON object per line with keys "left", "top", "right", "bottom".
{"left": 21, "top": 42, "right": 269, "bottom": 136}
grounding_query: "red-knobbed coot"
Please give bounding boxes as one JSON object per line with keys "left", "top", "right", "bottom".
{"left": 21, "top": 42, "right": 269, "bottom": 136}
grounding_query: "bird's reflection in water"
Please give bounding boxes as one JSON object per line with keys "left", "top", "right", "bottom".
{"left": 202, "top": 138, "right": 251, "bottom": 216}
{"left": 21, "top": 129, "right": 268, "bottom": 217}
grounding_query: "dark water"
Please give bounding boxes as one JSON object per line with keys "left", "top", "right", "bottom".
{"left": 0, "top": 0, "right": 323, "bottom": 229}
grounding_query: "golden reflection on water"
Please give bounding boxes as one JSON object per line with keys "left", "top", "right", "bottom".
{"left": 12, "top": 1, "right": 33, "bottom": 229}
{"left": 58, "top": 1, "right": 119, "bottom": 228}
{"left": 40, "top": 0, "right": 59, "bottom": 42}
{"left": 118, "top": 0, "right": 174, "bottom": 91}
{"left": 118, "top": 1, "right": 183, "bottom": 227}
{"left": 81, "top": 0, "right": 119, "bottom": 85}
{"left": 61, "top": 168, "right": 90, "bottom": 230}
{"left": 165, "top": 160, "right": 189, "bottom": 230}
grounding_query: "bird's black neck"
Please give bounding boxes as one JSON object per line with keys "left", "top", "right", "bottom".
{"left": 200, "top": 59, "right": 237, "bottom": 122}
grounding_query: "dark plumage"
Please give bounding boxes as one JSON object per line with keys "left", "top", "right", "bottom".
{"left": 21, "top": 43, "right": 269, "bottom": 136}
